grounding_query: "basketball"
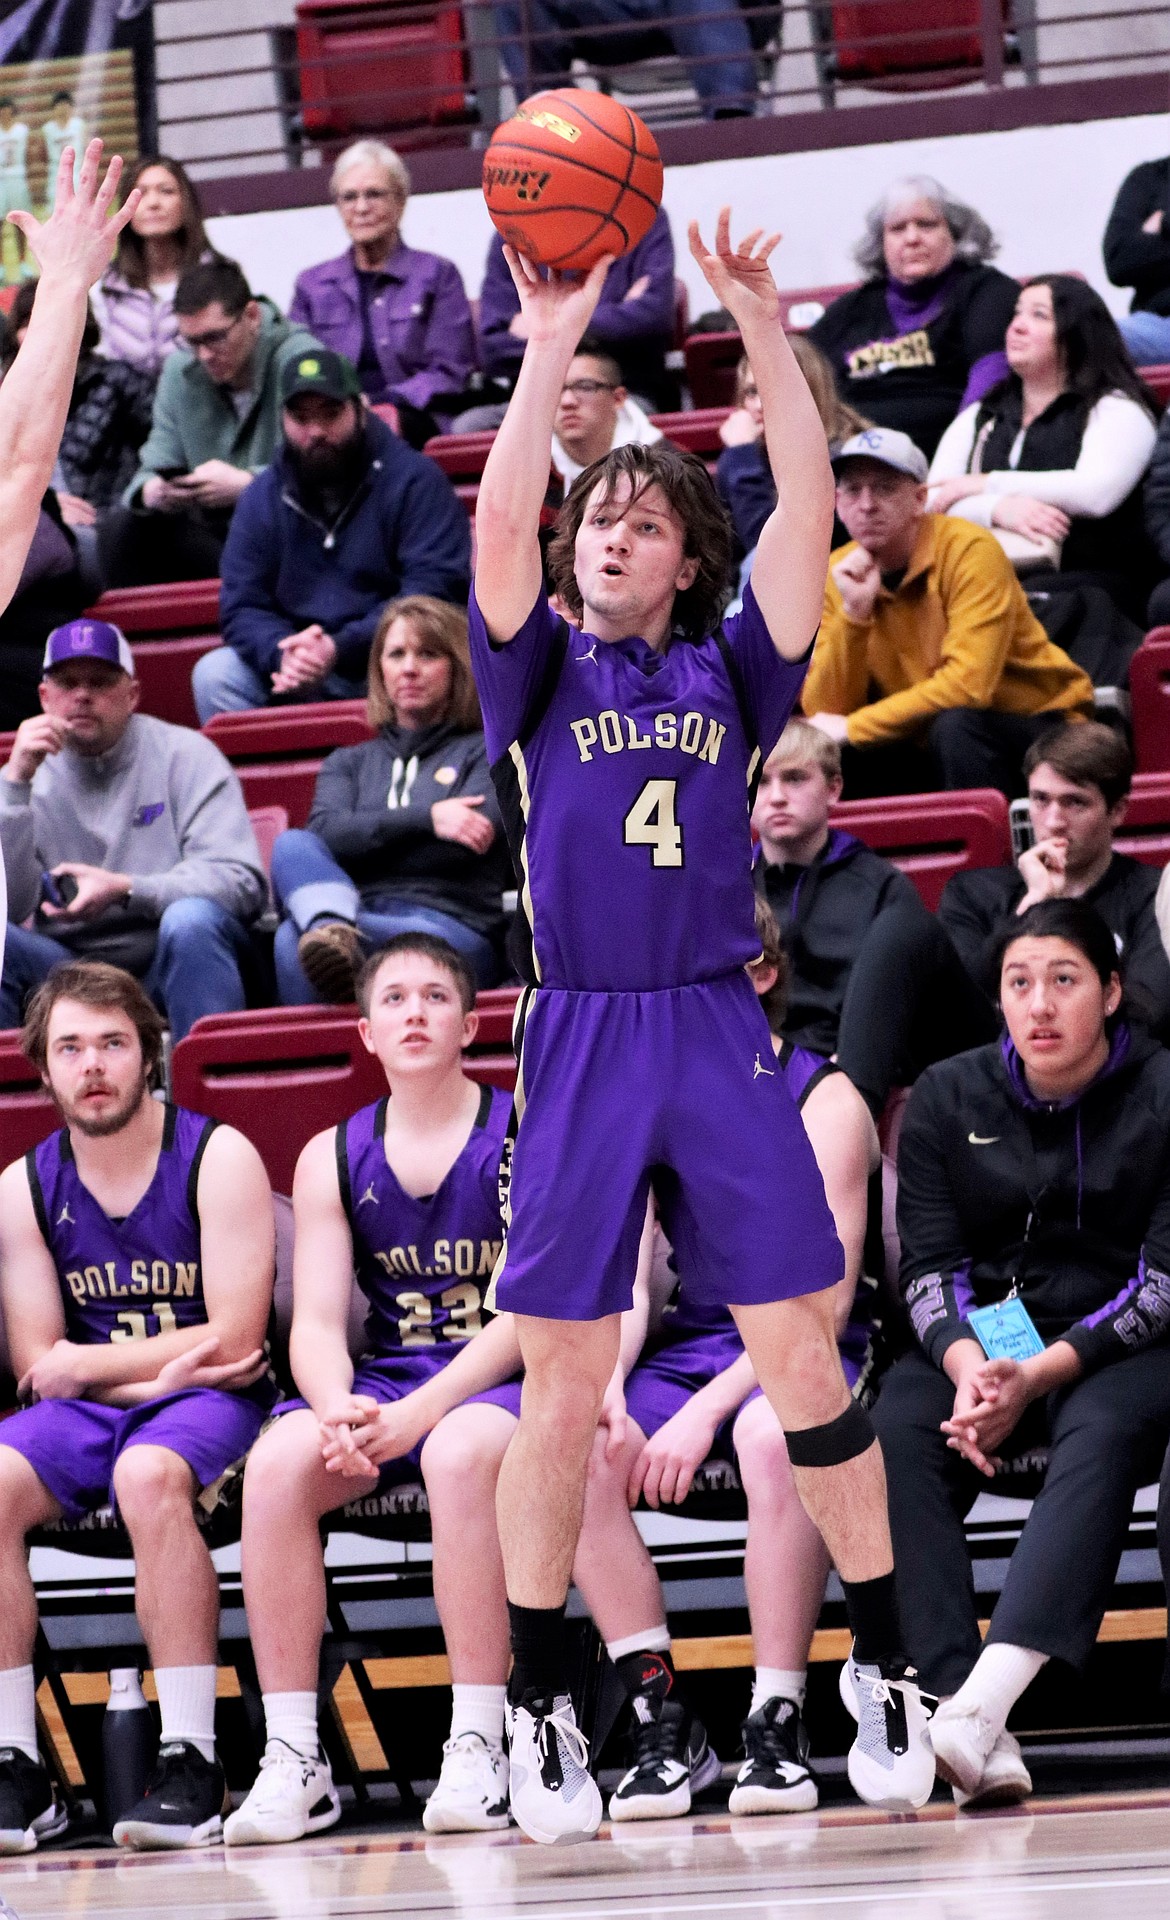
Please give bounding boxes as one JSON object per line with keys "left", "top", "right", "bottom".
{"left": 482, "top": 88, "right": 664, "bottom": 273}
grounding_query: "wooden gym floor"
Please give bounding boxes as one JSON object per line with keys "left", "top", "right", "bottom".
{"left": 4, "top": 1789, "right": 1170, "bottom": 1918}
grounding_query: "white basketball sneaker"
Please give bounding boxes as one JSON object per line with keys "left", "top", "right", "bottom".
{"left": 505, "top": 1693, "right": 603, "bottom": 1845}
{"left": 223, "top": 1741, "right": 341, "bottom": 1846}
{"left": 423, "top": 1731, "right": 511, "bottom": 1833}
{"left": 840, "top": 1650, "right": 936, "bottom": 1811}
{"left": 951, "top": 1726, "right": 1033, "bottom": 1809}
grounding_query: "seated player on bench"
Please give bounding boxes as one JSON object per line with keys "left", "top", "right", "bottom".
{"left": 0, "top": 960, "right": 275, "bottom": 1855}
{"left": 227, "top": 935, "right": 521, "bottom": 1847}
{"left": 571, "top": 896, "right": 879, "bottom": 1819}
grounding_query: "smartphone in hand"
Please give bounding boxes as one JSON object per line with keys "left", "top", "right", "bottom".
{"left": 40, "top": 871, "right": 79, "bottom": 909}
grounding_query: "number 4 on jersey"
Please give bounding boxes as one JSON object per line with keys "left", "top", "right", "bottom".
{"left": 624, "top": 779, "right": 683, "bottom": 868}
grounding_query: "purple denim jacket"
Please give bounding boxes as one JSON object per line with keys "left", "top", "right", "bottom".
{"left": 289, "top": 241, "right": 475, "bottom": 416}
{"left": 477, "top": 205, "right": 676, "bottom": 381}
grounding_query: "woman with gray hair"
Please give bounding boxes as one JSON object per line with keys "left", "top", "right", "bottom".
{"left": 808, "top": 175, "right": 1019, "bottom": 460}
{"left": 289, "top": 139, "right": 475, "bottom": 444}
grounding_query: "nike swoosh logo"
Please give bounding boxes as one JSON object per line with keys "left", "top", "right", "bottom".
{"left": 967, "top": 1133, "right": 1001, "bottom": 1146}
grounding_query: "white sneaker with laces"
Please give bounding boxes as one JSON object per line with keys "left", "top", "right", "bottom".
{"left": 952, "top": 1727, "right": 1032, "bottom": 1808}
{"left": 929, "top": 1696, "right": 1004, "bottom": 1799}
{"left": 423, "top": 1731, "right": 510, "bottom": 1833}
{"left": 843, "top": 1652, "right": 936, "bottom": 1811}
{"left": 505, "top": 1693, "right": 603, "bottom": 1845}
{"left": 223, "top": 1742, "right": 341, "bottom": 1846}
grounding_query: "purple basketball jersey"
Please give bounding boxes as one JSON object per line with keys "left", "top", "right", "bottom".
{"left": 468, "top": 580, "right": 809, "bottom": 991}
{"left": 28, "top": 1105, "right": 217, "bottom": 1345}
{"left": 340, "top": 1082, "right": 509, "bottom": 1364}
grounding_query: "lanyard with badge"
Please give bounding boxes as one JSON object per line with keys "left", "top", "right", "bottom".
{"left": 966, "top": 1201, "right": 1046, "bottom": 1362}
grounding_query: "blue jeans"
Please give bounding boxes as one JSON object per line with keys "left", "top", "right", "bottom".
{"left": 192, "top": 647, "right": 368, "bottom": 724}
{"left": 0, "top": 897, "right": 254, "bottom": 1040}
{"left": 1118, "top": 311, "right": 1170, "bottom": 366}
{"left": 494, "top": 0, "right": 757, "bottom": 114}
{"left": 270, "top": 828, "right": 500, "bottom": 1001}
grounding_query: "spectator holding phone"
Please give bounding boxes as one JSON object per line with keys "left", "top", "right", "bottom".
{"left": 0, "top": 620, "right": 266, "bottom": 1038}
{"left": 875, "top": 899, "right": 1170, "bottom": 1807}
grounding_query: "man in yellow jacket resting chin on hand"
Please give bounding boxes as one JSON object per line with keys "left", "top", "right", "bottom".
{"left": 802, "top": 428, "right": 1093, "bottom": 799}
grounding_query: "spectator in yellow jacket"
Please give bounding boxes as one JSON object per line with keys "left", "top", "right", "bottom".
{"left": 802, "top": 427, "right": 1093, "bottom": 797}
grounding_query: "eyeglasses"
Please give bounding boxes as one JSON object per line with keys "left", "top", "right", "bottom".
{"left": 337, "top": 188, "right": 394, "bottom": 207}
{"left": 561, "top": 379, "right": 617, "bottom": 397}
{"left": 181, "top": 312, "right": 246, "bottom": 353}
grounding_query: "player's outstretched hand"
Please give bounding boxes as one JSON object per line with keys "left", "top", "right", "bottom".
{"left": 501, "top": 242, "right": 615, "bottom": 348}
{"left": 8, "top": 139, "right": 141, "bottom": 290}
{"left": 688, "top": 207, "right": 782, "bottom": 330}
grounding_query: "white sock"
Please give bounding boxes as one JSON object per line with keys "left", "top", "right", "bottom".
{"left": 0, "top": 1665, "right": 38, "bottom": 1762}
{"left": 947, "top": 1643, "right": 1048, "bottom": 1741}
{"left": 449, "top": 1684, "right": 506, "bottom": 1748}
{"left": 154, "top": 1666, "right": 217, "bottom": 1764}
{"left": 751, "top": 1666, "right": 807, "bottom": 1715}
{"left": 263, "top": 1690, "right": 319, "bottom": 1761}
{"left": 606, "top": 1625, "right": 672, "bottom": 1663}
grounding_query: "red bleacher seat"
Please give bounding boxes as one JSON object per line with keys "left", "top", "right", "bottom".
{"left": 1131, "top": 628, "right": 1170, "bottom": 775}
{"left": 132, "top": 636, "right": 220, "bottom": 730}
{"left": 1113, "top": 773, "right": 1170, "bottom": 867}
{"left": 1141, "top": 365, "right": 1170, "bottom": 412}
{"left": 172, "top": 995, "right": 517, "bottom": 1193}
{"left": 0, "top": 1031, "right": 57, "bottom": 1165}
{"left": 684, "top": 289, "right": 856, "bottom": 406}
{"left": 422, "top": 430, "right": 496, "bottom": 484}
{"left": 246, "top": 805, "right": 290, "bottom": 878}
{"left": 294, "top": 0, "right": 471, "bottom": 146}
{"left": 86, "top": 580, "right": 221, "bottom": 636}
{"left": 203, "top": 701, "right": 374, "bottom": 828}
{"left": 829, "top": 787, "right": 1012, "bottom": 909}
{"left": 651, "top": 408, "right": 731, "bottom": 459}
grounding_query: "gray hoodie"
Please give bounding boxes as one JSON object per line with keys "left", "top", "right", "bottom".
{"left": 0, "top": 713, "right": 266, "bottom": 971}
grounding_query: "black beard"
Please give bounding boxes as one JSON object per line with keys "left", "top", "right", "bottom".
{"left": 289, "top": 429, "right": 368, "bottom": 500}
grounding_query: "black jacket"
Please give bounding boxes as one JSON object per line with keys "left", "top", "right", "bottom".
{"left": 1104, "top": 158, "right": 1170, "bottom": 316}
{"left": 58, "top": 355, "right": 155, "bottom": 508}
{"left": 807, "top": 262, "right": 1019, "bottom": 459}
{"left": 307, "top": 720, "right": 512, "bottom": 942}
{"left": 1144, "top": 406, "right": 1170, "bottom": 569}
{"left": 898, "top": 1024, "right": 1170, "bottom": 1375}
{"left": 938, "top": 853, "right": 1170, "bottom": 1039}
{"left": 755, "top": 829, "right": 922, "bottom": 1057}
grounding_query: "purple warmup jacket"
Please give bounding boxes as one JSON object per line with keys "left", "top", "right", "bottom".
{"left": 290, "top": 241, "right": 475, "bottom": 415}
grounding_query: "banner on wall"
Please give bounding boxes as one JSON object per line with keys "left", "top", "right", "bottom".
{"left": 0, "top": 0, "right": 156, "bottom": 285}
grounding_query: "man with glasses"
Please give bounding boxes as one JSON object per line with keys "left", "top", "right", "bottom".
{"left": 101, "top": 259, "right": 322, "bottom": 587}
{"left": 551, "top": 337, "right": 663, "bottom": 492}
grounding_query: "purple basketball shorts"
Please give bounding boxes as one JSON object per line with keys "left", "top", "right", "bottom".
{"left": 624, "top": 1325, "right": 745, "bottom": 1451}
{"left": 0, "top": 1388, "right": 269, "bottom": 1523}
{"left": 491, "top": 971, "right": 844, "bottom": 1321}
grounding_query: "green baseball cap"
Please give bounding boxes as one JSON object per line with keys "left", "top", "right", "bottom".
{"left": 281, "top": 348, "right": 362, "bottom": 405}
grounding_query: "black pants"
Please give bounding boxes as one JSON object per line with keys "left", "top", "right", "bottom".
{"left": 841, "top": 708, "right": 1067, "bottom": 801}
{"left": 98, "top": 505, "right": 229, "bottom": 588}
{"left": 873, "top": 1345, "right": 1170, "bottom": 1695}
{"left": 835, "top": 900, "right": 996, "bottom": 1115}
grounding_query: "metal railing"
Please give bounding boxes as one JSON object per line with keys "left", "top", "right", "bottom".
{"left": 153, "top": 0, "right": 1170, "bottom": 188}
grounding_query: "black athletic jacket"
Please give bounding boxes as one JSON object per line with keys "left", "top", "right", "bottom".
{"left": 1104, "top": 157, "right": 1170, "bottom": 316}
{"left": 897, "top": 1024, "right": 1170, "bottom": 1375}
{"left": 938, "top": 853, "right": 1170, "bottom": 1040}
{"left": 755, "top": 829, "right": 921, "bottom": 1058}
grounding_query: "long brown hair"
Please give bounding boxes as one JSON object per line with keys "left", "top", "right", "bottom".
{"left": 547, "top": 441, "right": 733, "bottom": 642}
{"left": 110, "top": 156, "right": 214, "bottom": 291}
{"left": 367, "top": 595, "right": 481, "bottom": 732}
{"left": 736, "top": 340, "right": 871, "bottom": 450}
{"left": 22, "top": 962, "right": 165, "bottom": 1084}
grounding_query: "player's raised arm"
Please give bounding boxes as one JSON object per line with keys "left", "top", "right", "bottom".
{"left": 689, "top": 209, "right": 835, "bottom": 661}
{"left": 0, "top": 140, "right": 140, "bottom": 618}
{"left": 474, "top": 246, "right": 612, "bottom": 642}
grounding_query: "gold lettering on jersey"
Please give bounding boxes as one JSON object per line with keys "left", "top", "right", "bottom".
{"left": 569, "top": 709, "right": 724, "bottom": 765}
{"left": 130, "top": 1259, "right": 150, "bottom": 1295}
{"left": 66, "top": 1259, "right": 197, "bottom": 1306}
{"left": 65, "top": 1269, "right": 86, "bottom": 1302}
{"left": 846, "top": 329, "right": 935, "bottom": 380}
{"left": 374, "top": 1238, "right": 501, "bottom": 1280}
{"left": 174, "top": 1262, "right": 197, "bottom": 1297}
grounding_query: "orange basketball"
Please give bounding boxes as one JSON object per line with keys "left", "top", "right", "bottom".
{"left": 482, "top": 89, "right": 663, "bottom": 273}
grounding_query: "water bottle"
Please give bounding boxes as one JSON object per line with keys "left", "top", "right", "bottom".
{"left": 101, "top": 1669, "right": 157, "bottom": 1831}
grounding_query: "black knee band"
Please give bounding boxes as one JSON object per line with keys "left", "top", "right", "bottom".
{"left": 786, "top": 1401, "right": 875, "bottom": 1468}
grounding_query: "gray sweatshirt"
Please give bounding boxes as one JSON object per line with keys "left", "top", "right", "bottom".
{"left": 0, "top": 713, "right": 266, "bottom": 970}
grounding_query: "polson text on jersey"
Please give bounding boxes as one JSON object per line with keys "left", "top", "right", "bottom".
{"left": 569, "top": 709, "right": 727, "bottom": 766}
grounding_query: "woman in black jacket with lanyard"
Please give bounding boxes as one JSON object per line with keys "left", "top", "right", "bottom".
{"left": 873, "top": 899, "right": 1170, "bottom": 1808}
